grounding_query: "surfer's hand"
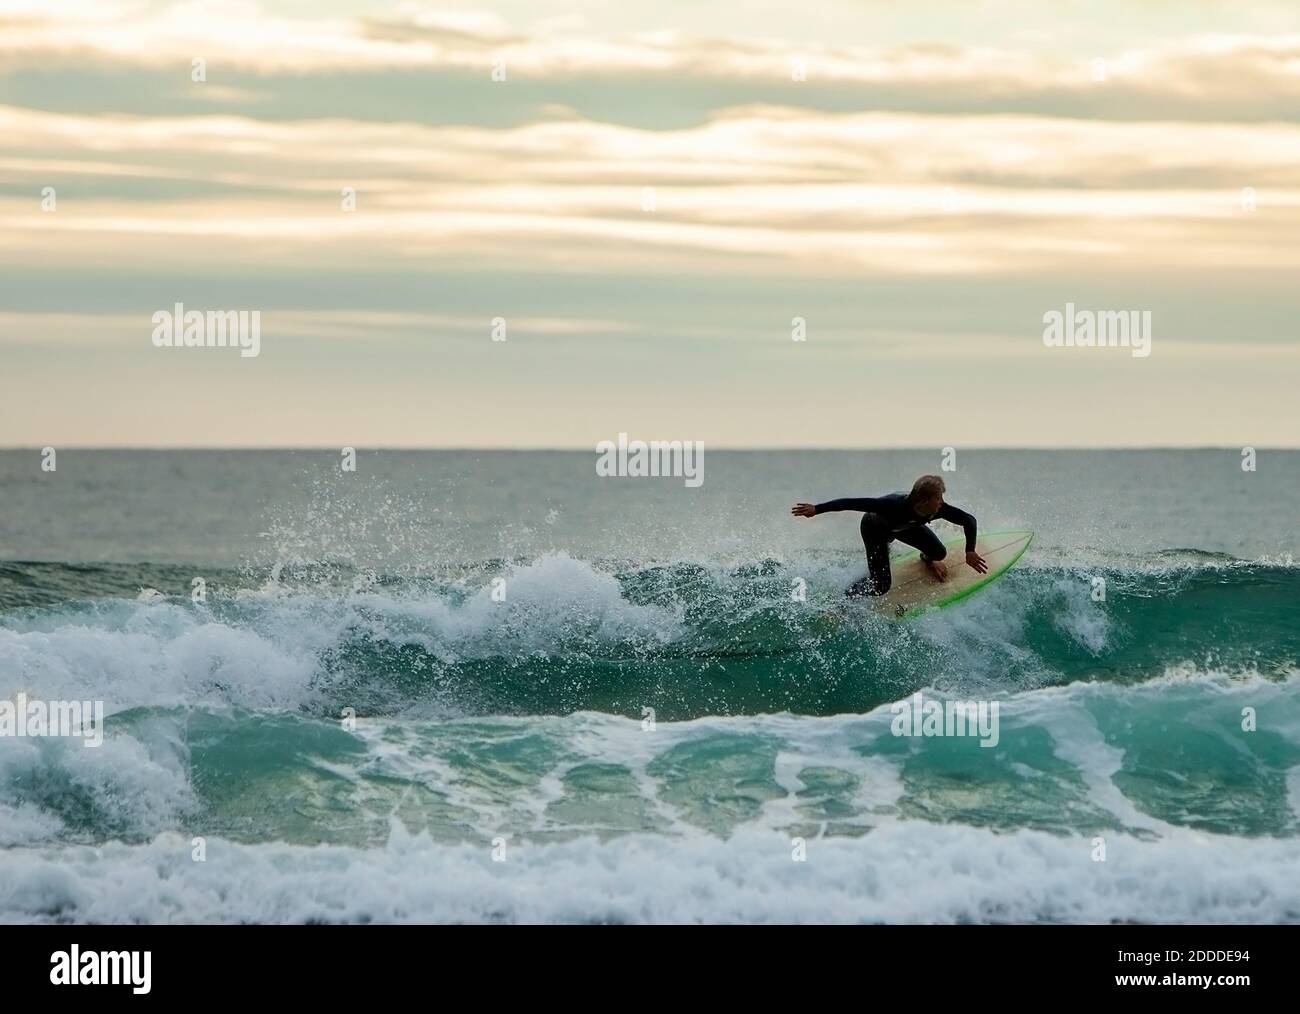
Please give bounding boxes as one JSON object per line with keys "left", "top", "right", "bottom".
{"left": 924, "top": 558, "right": 948, "bottom": 581}
{"left": 791, "top": 503, "right": 817, "bottom": 518}
{"left": 966, "top": 551, "right": 988, "bottom": 574}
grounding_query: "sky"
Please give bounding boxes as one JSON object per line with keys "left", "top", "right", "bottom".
{"left": 1, "top": 0, "right": 1297, "bottom": 448}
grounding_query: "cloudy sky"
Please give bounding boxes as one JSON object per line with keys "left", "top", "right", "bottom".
{"left": 1, "top": 0, "right": 1297, "bottom": 447}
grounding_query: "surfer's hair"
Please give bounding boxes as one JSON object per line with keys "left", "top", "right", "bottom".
{"left": 909, "top": 475, "right": 946, "bottom": 503}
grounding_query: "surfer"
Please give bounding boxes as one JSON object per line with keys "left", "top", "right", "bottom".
{"left": 791, "top": 475, "right": 988, "bottom": 597}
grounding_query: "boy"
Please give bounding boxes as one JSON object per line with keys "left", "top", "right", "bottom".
{"left": 791, "top": 475, "right": 988, "bottom": 597}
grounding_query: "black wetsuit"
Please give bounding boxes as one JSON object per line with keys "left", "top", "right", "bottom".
{"left": 813, "top": 493, "right": 977, "bottom": 597}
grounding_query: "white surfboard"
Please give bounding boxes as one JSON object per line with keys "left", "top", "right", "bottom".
{"left": 873, "top": 530, "right": 1034, "bottom": 618}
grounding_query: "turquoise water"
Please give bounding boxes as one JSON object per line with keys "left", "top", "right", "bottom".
{"left": 1, "top": 449, "right": 1298, "bottom": 923}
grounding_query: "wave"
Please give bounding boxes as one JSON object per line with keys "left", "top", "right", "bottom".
{"left": 2, "top": 553, "right": 1297, "bottom": 721}
{"left": 3, "top": 668, "right": 1298, "bottom": 849}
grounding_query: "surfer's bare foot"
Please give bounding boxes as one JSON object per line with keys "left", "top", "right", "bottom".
{"left": 924, "top": 558, "right": 948, "bottom": 581}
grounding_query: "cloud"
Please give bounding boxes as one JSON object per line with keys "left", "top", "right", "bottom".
{"left": 3, "top": 100, "right": 1299, "bottom": 279}
{"left": 3, "top": 3, "right": 1300, "bottom": 124}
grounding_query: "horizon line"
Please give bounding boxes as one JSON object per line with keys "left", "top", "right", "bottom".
{"left": 2, "top": 445, "right": 1295, "bottom": 453}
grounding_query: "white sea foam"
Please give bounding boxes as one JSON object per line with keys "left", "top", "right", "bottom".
{"left": 0, "top": 801, "right": 64, "bottom": 847}
{"left": 2, "top": 820, "right": 1298, "bottom": 924}
{"left": 354, "top": 552, "right": 686, "bottom": 658}
{"left": 0, "top": 616, "right": 318, "bottom": 713}
{"left": 0, "top": 717, "right": 195, "bottom": 840}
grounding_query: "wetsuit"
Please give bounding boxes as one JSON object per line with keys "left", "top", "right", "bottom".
{"left": 813, "top": 493, "right": 977, "bottom": 597}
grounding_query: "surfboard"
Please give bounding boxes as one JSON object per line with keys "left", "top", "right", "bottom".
{"left": 873, "top": 530, "right": 1034, "bottom": 618}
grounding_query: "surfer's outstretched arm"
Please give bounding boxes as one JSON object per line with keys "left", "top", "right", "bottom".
{"left": 790, "top": 497, "right": 887, "bottom": 517}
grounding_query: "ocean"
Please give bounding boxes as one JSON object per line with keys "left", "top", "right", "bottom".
{"left": 1, "top": 448, "right": 1298, "bottom": 923}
